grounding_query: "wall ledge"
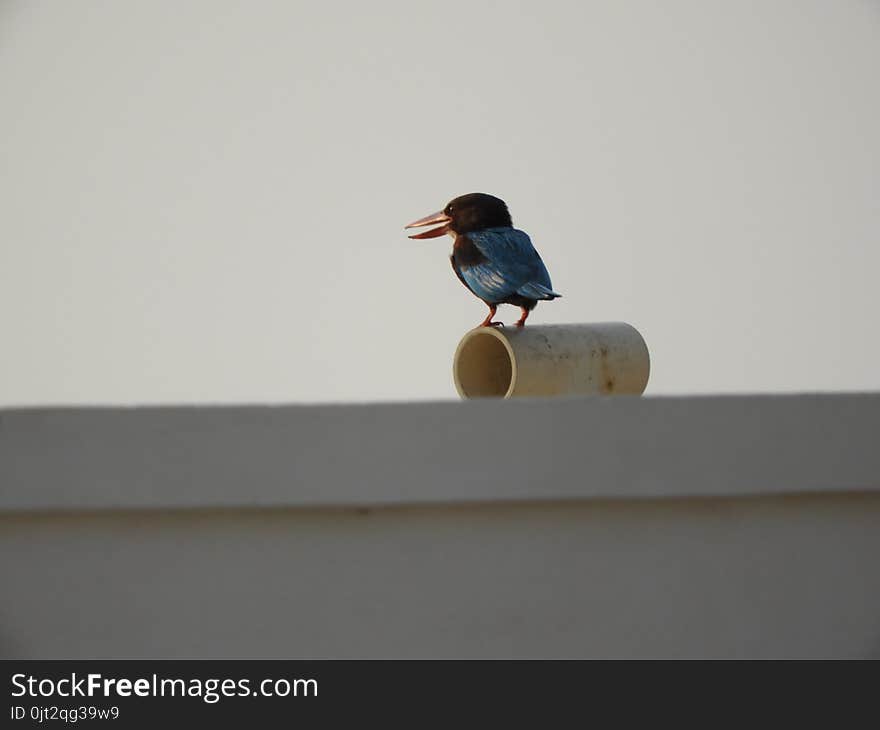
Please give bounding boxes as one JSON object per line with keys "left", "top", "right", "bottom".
{"left": 2, "top": 393, "right": 879, "bottom": 513}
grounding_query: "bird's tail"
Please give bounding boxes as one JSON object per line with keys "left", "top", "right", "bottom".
{"left": 517, "top": 282, "right": 562, "bottom": 300}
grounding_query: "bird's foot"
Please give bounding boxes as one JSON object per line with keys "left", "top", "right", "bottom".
{"left": 514, "top": 320, "right": 526, "bottom": 328}
{"left": 480, "top": 321, "right": 505, "bottom": 328}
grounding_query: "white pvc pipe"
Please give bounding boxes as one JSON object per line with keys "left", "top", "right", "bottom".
{"left": 453, "top": 322, "right": 650, "bottom": 399}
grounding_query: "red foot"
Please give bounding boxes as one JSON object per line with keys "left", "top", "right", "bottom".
{"left": 481, "top": 321, "right": 505, "bottom": 328}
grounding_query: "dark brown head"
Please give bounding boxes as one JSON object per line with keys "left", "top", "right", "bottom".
{"left": 405, "top": 193, "right": 512, "bottom": 239}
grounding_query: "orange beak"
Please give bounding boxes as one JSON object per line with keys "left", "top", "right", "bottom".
{"left": 404, "top": 211, "right": 452, "bottom": 239}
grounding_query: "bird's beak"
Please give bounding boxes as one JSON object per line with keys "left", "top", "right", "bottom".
{"left": 404, "top": 211, "right": 452, "bottom": 239}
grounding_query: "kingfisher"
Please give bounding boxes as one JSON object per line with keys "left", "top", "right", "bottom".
{"left": 405, "top": 193, "right": 560, "bottom": 327}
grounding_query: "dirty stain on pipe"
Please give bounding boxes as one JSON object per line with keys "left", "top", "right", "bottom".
{"left": 453, "top": 323, "right": 650, "bottom": 399}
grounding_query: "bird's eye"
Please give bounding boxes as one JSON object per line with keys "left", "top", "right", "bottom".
{"left": 445, "top": 205, "right": 453, "bottom": 215}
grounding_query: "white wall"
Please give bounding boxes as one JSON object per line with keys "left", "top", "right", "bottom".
{"left": 3, "top": 496, "right": 879, "bottom": 659}
{"left": 2, "top": 394, "right": 879, "bottom": 658}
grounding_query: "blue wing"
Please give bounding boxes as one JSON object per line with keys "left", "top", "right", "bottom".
{"left": 456, "top": 227, "right": 561, "bottom": 304}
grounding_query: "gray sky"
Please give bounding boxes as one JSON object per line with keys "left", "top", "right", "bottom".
{"left": 1, "top": 1, "right": 878, "bottom": 406}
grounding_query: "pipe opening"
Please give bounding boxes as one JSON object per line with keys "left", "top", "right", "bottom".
{"left": 454, "top": 329, "right": 514, "bottom": 398}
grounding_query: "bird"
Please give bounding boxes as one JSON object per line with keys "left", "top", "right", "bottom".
{"left": 405, "top": 193, "right": 560, "bottom": 328}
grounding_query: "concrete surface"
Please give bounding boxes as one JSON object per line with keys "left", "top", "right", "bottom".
{"left": 2, "top": 394, "right": 879, "bottom": 511}
{"left": 1, "top": 394, "right": 879, "bottom": 658}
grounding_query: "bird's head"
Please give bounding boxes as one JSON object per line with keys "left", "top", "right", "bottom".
{"left": 405, "top": 193, "right": 512, "bottom": 239}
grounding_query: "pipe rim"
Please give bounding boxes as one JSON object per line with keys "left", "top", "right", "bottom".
{"left": 453, "top": 326, "right": 517, "bottom": 399}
